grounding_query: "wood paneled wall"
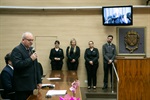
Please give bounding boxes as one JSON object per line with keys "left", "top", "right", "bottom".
{"left": 0, "top": 0, "right": 150, "bottom": 87}
{"left": 0, "top": 0, "right": 146, "bottom": 6}
{"left": 116, "top": 58, "right": 150, "bottom": 100}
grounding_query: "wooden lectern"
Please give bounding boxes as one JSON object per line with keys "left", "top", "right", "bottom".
{"left": 116, "top": 58, "right": 150, "bottom": 100}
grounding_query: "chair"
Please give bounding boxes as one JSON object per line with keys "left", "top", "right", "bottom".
{"left": 0, "top": 73, "right": 4, "bottom": 99}
{"left": 0, "top": 73, "right": 15, "bottom": 100}
{"left": 38, "top": 62, "right": 45, "bottom": 78}
{"left": 0, "top": 73, "right": 4, "bottom": 93}
{"left": 146, "top": 0, "right": 150, "bottom": 5}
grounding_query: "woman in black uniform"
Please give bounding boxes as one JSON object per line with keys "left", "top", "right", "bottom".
{"left": 66, "top": 38, "right": 80, "bottom": 70}
{"left": 84, "top": 41, "right": 99, "bottom": 89}
{"left": 49, "top": 40, "right": 64, "bottom": 70}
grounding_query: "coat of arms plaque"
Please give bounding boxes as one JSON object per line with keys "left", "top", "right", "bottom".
{"left": 117, "top": 27, "right": 146, "bottom": 56}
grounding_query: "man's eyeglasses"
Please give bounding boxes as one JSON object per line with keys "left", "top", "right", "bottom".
{"left": 24, "top": 38, "right": 34, "bottom": 42}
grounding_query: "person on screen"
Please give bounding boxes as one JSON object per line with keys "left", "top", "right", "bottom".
{"left": 11, "top": 32, "right": 42, "bottom": 100}
{"left": 112, "top": 8, "right": 122, "bottom": 24}
{"left": 1, "top": 52, "right": 15, "bottom": 100}
{"left": 105, "top": 16, "right": 113, "bottom": 24}
{"left": 84, "top": 41, "right": 99, "bottom": 89}
{"left": 66, "top": 38, "right": 80, "bottom": 70}
{"left": 102, "top": 35, "right": 116, "bottom": 90}
{"left": 126, "top": 12, "right": 131, "bottom": 23}
{"left": 49, "top": 40, "right": 64, "bottom": 70}
{"left": 121, "top": 14, "right": 130, "bottom": 24}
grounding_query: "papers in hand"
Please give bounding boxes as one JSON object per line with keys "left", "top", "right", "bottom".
{"left": 46, "top": 90, "right": 67, "bottom": 97}
{"left": 47, "top": 77, "right": 61, "bottom": 80}
{"left": 41, "top": 84, "right": 55, "bottom": 88}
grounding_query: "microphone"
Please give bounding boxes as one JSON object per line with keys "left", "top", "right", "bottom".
{"left": 30, "top": 46, "right": 38, "bottom": 61}
{"left": 31, "top": 47, "right": 36, "bottom": 53}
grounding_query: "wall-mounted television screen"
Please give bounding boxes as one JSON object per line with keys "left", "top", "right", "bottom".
{"left": 102, "top": 5, "right": 133, "bottom": 26}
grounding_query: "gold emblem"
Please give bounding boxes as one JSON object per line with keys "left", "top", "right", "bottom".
{"left": 124, "top": 30, "right": 140, "bottom": 53}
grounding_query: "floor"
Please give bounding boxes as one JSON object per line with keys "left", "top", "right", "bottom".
{"left": 80, "top": 87, "right": 117, "bottom": 100}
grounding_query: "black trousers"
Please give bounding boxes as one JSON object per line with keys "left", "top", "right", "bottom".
{"left": 103, "top": 62, "right": 112, "bottom": 85}
{"left": 15, "top": 91, "right": 32, "bottom": 100}
{"left": 67, "top": 61, "right": 79, "bottom": 70}
{"left": 86, "top": 64, "right": 98, "bottom": 86}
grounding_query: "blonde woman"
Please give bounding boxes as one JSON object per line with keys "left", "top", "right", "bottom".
{"left": 66, "top": 38, "right": 80, "bottom": 70}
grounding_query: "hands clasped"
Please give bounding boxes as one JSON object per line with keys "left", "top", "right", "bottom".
{"left": 30, "top": 52, "right": 38, "bottom": 61}
{"left": 54, "top": 57, "right": 60, "bottom": 60}
{"left": 108, "top": 60, "right": 112, "bottom": 64}
{"left": 89, "top": 61, "right": 93, "bottom": 65}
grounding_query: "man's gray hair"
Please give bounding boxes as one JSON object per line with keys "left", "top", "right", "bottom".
{"left": 22, "top": 32, "right": 33, "bottom": 39}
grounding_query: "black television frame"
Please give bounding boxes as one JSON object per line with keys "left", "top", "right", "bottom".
{"left": 102, "top": 5, "right": 133, "bottom": 26}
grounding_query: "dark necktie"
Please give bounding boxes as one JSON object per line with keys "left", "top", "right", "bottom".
{"left": 108, "top": 43, "right": 111, "bottom": 52}
{"left": 27, "top": 49, "right": 31, "bottom": 56}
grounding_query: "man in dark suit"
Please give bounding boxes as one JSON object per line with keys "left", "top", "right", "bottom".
{"left": 102, "top": 35, "right": 116, "bottom": 89}
{"left": 1, "top": 52, "right": 15, "bottom": 100}
{"left": 11, "top": 32, "right": 42, "bottom": 100}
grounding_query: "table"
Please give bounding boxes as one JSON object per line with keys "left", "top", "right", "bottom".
{"left": 27, "top": 70, "right": 81, "bottom": 100}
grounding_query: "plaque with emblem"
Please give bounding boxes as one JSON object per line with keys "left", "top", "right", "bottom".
{"left": 117, "top": 27, "right": 146, "bottom": 57}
